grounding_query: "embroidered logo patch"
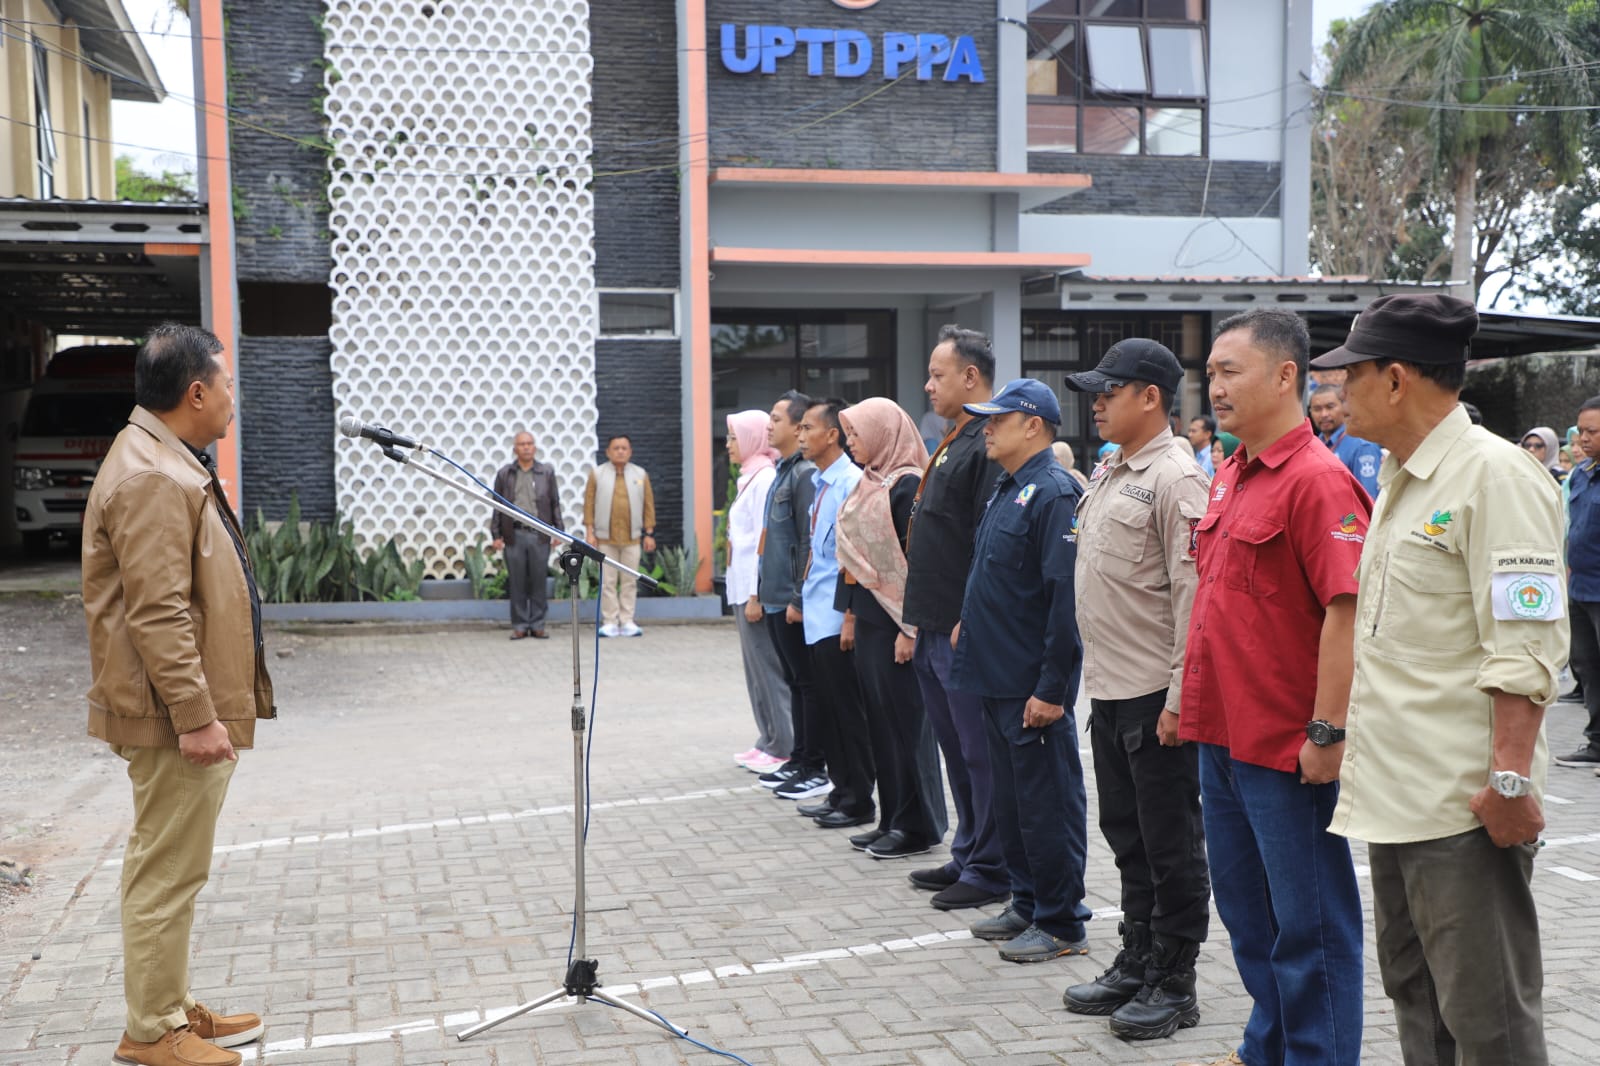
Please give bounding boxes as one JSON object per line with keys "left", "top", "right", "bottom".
{"left": 1067, "top": 513, "right": 1080, "bottom": 542}
{"left": 1359, "top": 455, "right": 1378, "bottom": 479}
{"left": 1331, "top": 512, "right": 1364, "bottom": 544}
{"left": 1212, "top": 481, "right": 1229, "bottom": 502}
{"left": 1187, "top": 517, "right": 1201, "bottom": 559}
{"left": 1015, "top": 483, "right": 1037, "bottom": 506}
{"left": 1492, "top": 573, "right": 1565, "bottom": 622}
{"left": 1422, "top": 510, "right": 1453, "bottom": 537}
{"left": 935, "top": 451, "right": 950, "bottom": 467}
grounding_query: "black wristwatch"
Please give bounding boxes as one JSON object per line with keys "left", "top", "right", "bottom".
{"left": 1306, "top": 720, "right": 1346, "bottom": 747}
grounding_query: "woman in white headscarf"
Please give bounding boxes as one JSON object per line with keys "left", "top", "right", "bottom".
{"left": 725, "top": 410, "right": 790, "bottom": 772}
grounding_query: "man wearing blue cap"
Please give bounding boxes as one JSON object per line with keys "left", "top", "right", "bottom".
{"left": 950, "top": 378, "right": 1092, "bottom": 963}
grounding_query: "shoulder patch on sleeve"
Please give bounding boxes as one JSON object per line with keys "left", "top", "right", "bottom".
{"left": 1492, "top": 572, "right": 1565, "bottom": 622}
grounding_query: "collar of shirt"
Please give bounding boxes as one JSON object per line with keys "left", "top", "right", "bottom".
{"left": 1386, "top": 405, "right": 1471, "bottom": 486}
{"left": 1000, "top": 446, "right": 1061, "bottom": 492}
{"left": 1233, "top": 419, "right": 1318, "bottom": 474}
{"left": 1108, "top": 427, "right": 1177, "bottom": 474}
{"left": 1320, "top": 424, "right": 1347, "bottom": 450}
{"left": 813, "top": 454, "right": 859, "bottom": 490}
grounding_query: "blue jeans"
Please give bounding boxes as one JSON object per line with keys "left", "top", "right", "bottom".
{"left": 1198, "top": 743, "right": 1363, "bottom": 1066}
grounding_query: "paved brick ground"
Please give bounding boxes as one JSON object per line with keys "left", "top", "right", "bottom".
{"left": 3, "top": 620, "right": 1599, "bottom": 1064}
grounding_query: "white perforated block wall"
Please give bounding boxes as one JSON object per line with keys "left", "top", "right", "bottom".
{"left": 324, "top": 0, "right": 596, "bottom": 578}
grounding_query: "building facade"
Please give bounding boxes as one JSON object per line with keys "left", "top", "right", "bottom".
{"left": 226, "top": 0, "right": 1316, "bottom": 581}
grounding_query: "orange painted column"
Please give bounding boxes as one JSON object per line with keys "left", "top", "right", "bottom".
{"left": 193, "top": 0, "right": 242, "bottom": 511}
{"left": 684, "top": 0, "right": 713, "bottom": 593}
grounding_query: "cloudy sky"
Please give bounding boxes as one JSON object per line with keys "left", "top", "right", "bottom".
{"left": 110, "top": 0, "right": 1381, "bottom": 176}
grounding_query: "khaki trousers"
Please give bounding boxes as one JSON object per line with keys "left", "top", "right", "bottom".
{"left": 115, "top": 745, "right": 236, "bottom": 1041}
{"left": 598, "top": 541, "right": 641, "bottom": 626}
{"left": 1369, "top": 828, "right": 1546, "bottom": 1066}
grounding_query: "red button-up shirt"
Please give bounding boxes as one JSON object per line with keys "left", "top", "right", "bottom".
{"left": 1178, "top": 420, "right": 1371, "bottom": 771}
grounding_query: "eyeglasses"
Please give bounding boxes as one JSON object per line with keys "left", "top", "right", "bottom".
{"left": 1522, "top": 440, "right": 1547, "bottom": 450}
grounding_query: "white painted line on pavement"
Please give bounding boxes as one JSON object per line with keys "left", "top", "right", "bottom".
{"left": 100, "top": 785, "right": 755, "bottom": 867}
{"left": 1545, "top": 794, "right": 1574, "bottom": 805}
{"left": 232, "top": 924, "right": 982, "bottom": 1060}
{"left": 1547, "top": 865, "right": 1599, "bottom": 882}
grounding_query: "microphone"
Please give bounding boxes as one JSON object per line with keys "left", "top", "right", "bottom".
{"left": 339, "top": 415, "right": 422, "bottom": 451}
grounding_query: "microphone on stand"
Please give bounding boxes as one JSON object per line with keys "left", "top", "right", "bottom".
{"left": 338, "top": 415, "right": 423, "bottom": 451}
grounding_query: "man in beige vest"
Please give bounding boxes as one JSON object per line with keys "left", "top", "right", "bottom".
{"left": 582, "top": 434, "right": 656, "bottom": 636}
{"left": 82, "top": 324, "right": 275, "bottom": 1066}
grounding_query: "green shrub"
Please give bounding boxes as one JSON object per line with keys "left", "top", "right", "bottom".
{"left": 245, "top": 492, "right": 424, "bottom": 603}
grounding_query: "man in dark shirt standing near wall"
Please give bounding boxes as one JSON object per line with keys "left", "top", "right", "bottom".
{"left": 901, "top": 325, "right": 1010, "bottom": 911}
{"left": 951, "top": 379, "right": 1092, "bottom": 963}
{"left": 491, "top": 431, "right": 564, "bottom": 640}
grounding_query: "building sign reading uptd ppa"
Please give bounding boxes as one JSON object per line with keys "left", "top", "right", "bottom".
{"left": 719, "top": 0, "right": 985, "bottom": 83}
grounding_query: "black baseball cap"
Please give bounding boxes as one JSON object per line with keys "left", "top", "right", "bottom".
{"left": 1310, "top": 293, "right": 1478, "bottom": 369}
{"left": 1065, "top": 338, "right": 1184, "bottom": 394}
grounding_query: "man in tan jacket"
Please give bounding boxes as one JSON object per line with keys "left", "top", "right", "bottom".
{"left": 82, "top": 323, "right": 275, "bottom": 1066}
{"left": 581, "top": 434, "right": 655, "bottom": 636}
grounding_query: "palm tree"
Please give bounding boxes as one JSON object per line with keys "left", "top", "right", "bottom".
{"left": 1327, "top": 0, "right": 1597, "bottom": 301}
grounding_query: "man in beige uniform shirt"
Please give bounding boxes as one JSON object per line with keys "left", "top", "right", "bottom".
{"left": 582, "top": 434, "right": 656, "bottom": 636}
{"left": 1059, "top": 339, "right": 1213, "bottom": 1042}
{"left": 1316, "top": 294, "right": 1568, "bottom": 1066}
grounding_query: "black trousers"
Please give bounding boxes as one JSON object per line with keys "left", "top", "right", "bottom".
{"left": 853, "top": 618, "right": 944, "bottom": 842}
{"left": 808, "top": 637, "right": 875, "bottom": 817}
{"left": 1089, "top": 689, "right": 1210, "bottom": 944}
{"left": 1569, "top": 597, "right": 1600, "bottom": 744}
{"left": 504, "top": 531, "right": 550, "bottom": 631}
{"left": 765, "top": 611, "right": 825, "bottom": 772}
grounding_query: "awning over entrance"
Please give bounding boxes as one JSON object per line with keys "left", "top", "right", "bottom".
{"left": 0, "top": 200, "right": 206, "bottom": 336}
{"left": 1031, "top": 272, "right": 1600, "bottom": 359}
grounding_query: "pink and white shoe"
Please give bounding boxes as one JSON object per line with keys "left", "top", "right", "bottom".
{"left": 745, "top": 751, "right": 786, "bottom": 773}
{"left": 733, "top": 747, "right": 761, "bottom": 766}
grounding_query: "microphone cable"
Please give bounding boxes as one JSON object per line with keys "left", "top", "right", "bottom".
{"left": 427, "top": 450, "right": 758, "bottom": 1065}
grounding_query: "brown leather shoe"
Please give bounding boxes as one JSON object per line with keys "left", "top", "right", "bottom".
{"left": 185, "top": 1004, "right": 263, "bottom": 1048}
{"left": 530, "top": 628, "right": 549, "bottom": 639}
{"left": 113, "top": 1027, "right": 242, "bottom": 1066}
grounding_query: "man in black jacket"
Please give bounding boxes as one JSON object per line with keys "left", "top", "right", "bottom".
{"left": 491, "top": 431, "right": 564, "bottom": 639}
{"left": 901, "top": 326, "right": 1011, "bottom": 911}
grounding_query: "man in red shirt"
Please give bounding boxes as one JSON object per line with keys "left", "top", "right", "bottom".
{"left": 1175, "top": 309, "right": 1369, "bottom": 1066}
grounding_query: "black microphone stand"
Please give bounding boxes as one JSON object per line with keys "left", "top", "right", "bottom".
{"left": 352, "top": 438, "right": 685, "bottom": 1042}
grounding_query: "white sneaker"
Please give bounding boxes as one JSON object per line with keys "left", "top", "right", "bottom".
{"left": 619, "top": 622, "right": 643, "bottom": 637}
{"left": 598, "top": 624, "right": 620, "bottom": 638}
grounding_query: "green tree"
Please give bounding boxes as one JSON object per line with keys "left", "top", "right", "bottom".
{"left": 1326, "top": 0, "right": 1597, "bottom": 301}
{"left": 114, "top": 155, "right": 196, "bottom": 202}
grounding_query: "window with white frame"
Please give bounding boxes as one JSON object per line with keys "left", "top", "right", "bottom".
{"left": 33, "top": 39, "right": 57, "bottom": 197}
{"left": 1026, "top": 0, "right": 1207, "bottom": 157}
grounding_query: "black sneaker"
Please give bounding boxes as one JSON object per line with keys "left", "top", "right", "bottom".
{"left": 758, "top": 760, "right": 802, "bottom": 790}
{"left": 774, "top": 771, "right": 831, "bottom": 800}
{"left": 1554, "top": 745, "right": 1600, "bottom": 768}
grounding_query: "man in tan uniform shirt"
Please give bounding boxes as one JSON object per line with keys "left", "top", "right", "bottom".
{"left": 1318, "top": 294, "right": 1568, "bottom": 1066}
{"left": 582, "top": 434, "right": 655, "bottom": 636}
{"left": 1060, "top": 339, "right": 1213, "bottom": 1043}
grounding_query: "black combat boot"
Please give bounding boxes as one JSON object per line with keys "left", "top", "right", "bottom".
{"left": 1108, "top": 933, "right": 1201, "bottom": 1040}
{"left": 1062, "top": 921, "right": 1150, "bottom": 1015}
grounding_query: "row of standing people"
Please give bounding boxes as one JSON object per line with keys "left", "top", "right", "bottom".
{"left": 727, "top": 296, "right": 1573, "bottom": 1066}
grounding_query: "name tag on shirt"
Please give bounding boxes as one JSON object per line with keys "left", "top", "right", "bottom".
{"left": 1119, "top": 484, "right": 1155, "bottom": 505}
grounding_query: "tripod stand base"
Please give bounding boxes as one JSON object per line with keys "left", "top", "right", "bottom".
{"left": 454, "top": 958, "right": 688, "bottom": 1041}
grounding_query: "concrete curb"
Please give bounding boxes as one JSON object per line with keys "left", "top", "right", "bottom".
{"left": 261, "top": 595, "right": 726, "bottom": 624}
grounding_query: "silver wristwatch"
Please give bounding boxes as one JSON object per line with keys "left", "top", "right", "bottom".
{"left": 1490, "top": 770, "right": 1533, "bottom": 799}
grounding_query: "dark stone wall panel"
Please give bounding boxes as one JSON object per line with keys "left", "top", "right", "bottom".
{"left": 707, "top": 0, "right": 996, "bottom": 170}
{"left": 239, "top": 337, "right": 335, "bottom": 522}
{"left": 1029, "top": 155, "right": 1282, "bottom": 218}
{"left": 594, "top": 339, "right": 682, "bottom": 550}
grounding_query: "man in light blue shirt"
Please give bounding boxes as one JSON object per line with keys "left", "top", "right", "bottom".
{"left": 786, "top": 397, "right": 874, "bottom": 827}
